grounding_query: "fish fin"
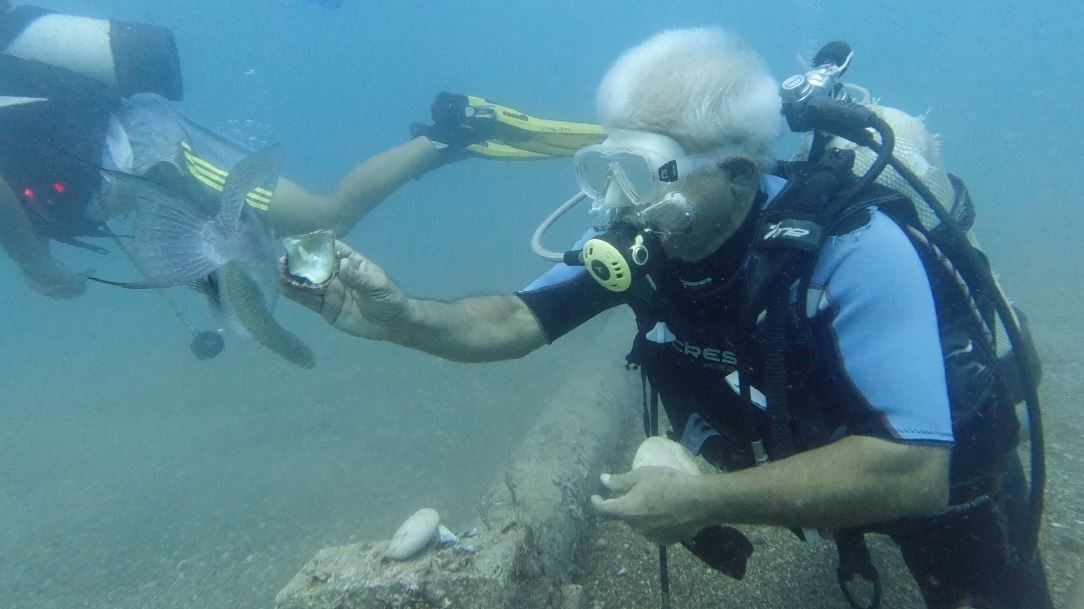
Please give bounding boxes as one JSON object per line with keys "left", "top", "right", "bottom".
{"left": 87, "top": 276, "right": 193, "bottom": 289}
{"left": 222, "top": 262, "right": 315, "bottom": 369}
{"left": 110, "top": 173, "right": 225, "bottom": 287}
{"left": 187, "top": 276, "right": 215, "bottom": 296}
{"left": 218, "top": 144, "right": 283, "bottom": 230}
{"left": 0, "top": 96, "right": 48, "bottom": 109}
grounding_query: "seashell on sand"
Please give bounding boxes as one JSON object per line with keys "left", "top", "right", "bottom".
{"left": 385, "top": 508, "right": 440, "bottom": 561}
{"left": 631, "top": 437, "right": 701, "bottom": 476}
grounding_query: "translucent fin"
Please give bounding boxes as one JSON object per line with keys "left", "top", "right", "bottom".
{"left": 0, "top": 96, "right": 48, "bottom": 109}
{"left": 218, "top": 144, "right": 283, "bottom": 231}
{"left": 221, "top": 262, "right": 315, "bottom": 369}
{"left": 108, "top": 171, "right": 225, "bottom": 288}
{"left": 88, "top": 275, "right": 202, "bottom": 290}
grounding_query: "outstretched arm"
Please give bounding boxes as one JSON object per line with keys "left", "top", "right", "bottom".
{"left": 282, "top": 240, "right": 547, "bottom": 362}
{"left": 269, "top": 136, "right": 442, "bottom": 237}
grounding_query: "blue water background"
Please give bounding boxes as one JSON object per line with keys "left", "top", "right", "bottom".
{"left": 1, "top": 1, "right": 1081, "bottom": 608}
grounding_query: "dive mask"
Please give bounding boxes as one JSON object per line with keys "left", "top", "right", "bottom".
{"left": 574, "top": 144, "right": 724, "bottom": 208}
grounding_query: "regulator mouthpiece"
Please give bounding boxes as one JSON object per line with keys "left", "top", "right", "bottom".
{"left": 570, "top": 225, "right": 662, "bottom": 292}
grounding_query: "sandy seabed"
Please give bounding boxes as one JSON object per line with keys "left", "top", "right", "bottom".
{"left": 1, "top": 236, "right": 1080, "bottom": 609}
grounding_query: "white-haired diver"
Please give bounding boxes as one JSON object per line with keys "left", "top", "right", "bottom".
{"left": 283, "top": 27, "right": 1051, "bottom": 609}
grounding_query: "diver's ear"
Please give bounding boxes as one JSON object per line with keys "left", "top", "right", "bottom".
{"left": 718, "top": 155, "right": 758, "bottom": 203}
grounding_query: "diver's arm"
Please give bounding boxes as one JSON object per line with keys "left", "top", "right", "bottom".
{"left": 0, "top": 175, "right": 85, "bottom": 298}
{"left": 594, "top": 435, "right": 950, "bottom": 544}
{"left": 282, "top": 240, "right": 546, "bottom": 362}
{"left": 269, "top": 136, "right": 442, "bottom": 237}
{"left": 394, "top": 295, "right": 546, "bottom": 362}
{"left": 0, "top": 175, "right": 50, "bottom": 268}
{"left": 696, "top": 435, "right": 950, "bottom": 528}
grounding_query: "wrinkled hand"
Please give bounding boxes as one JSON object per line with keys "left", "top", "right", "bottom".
{"left": 591, "top": 467, "right": 712, "bottom": 546}
{"left": 23, "top": 259, "right": 87, "bottom": 299}
{"left": 280, "top": 241, "right": 409, "bottom": 340}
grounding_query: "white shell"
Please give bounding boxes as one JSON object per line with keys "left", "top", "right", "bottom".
{"left": 631, "top": 437, "right": 701, "bottom": 476}
{"left": 281, "top": 230, "right": 336, "bottom": 287}
{"left": 385, "top": 508, "right": 440, "bottom": 561}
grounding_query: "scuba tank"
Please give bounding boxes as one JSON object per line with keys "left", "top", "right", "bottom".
{"left": 0, "top": 3, "right": 184, "bottom": 241}
{"left": 779, "top": 42, "right": 1046, "bottom": 594}
{"left": 0, "top": 3, "right": 183, "bottom": 100}
{"left": 783, "top": 39, "right": 1044, "bottom": 536}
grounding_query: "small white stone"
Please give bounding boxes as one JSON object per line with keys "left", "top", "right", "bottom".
{"left": 631, "top": 437, "right": 701, "bottom": 476}
{"left": 385, "top": 508, "right": 440, "bottom": 561}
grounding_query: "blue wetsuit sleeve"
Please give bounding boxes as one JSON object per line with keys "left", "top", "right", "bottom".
{"left": 810, "top": 208, "right": 954, "bottom": 444}
{"left": 515, "top": 231, "right": 624, "bottom": 343}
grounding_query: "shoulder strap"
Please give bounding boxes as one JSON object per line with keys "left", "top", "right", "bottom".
{"left": 741, "top": 148, "right": 857, "bottom": 332}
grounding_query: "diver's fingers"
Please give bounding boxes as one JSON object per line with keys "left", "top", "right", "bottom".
{"left": 333, "top": 239, "right": 360, "bottom": 260}
{"left": 591, "top": 493, "right": 636, "bottom": 521}
{"left": 600, "top": 470, "right": 645, "bottom": 493}
{"left": 336, "top": 249, "right": 393, "bottom": 298}
{"left": 331, "top": 241, "right": 400, "bottom": 302}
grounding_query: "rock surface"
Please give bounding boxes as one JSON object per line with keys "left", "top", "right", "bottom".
{"left": 275, "top": 313, "right": 641, "bottom": 609}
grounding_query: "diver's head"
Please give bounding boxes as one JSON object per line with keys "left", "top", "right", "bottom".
{"left": 586, "top": 28, "right": 780, "bottom": 263}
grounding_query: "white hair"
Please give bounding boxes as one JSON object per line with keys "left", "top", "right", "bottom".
{"left": 596, "top": 28, "right": 781, "bottom": 164}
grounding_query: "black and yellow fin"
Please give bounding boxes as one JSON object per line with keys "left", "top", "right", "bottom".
{"left": 462, "top": 94, "right": 605, "bottom": 159}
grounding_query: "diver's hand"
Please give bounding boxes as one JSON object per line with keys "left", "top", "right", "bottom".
{"left": 591, "top": 467, "right": 713, "bottom": 546}
{"left": 281, "top": 241, "right": 409, "bottom": 340}
{"left": 23, "top": 259, "right": 87, "bottom": 299}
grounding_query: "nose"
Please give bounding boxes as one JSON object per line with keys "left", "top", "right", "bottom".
{"left": 603, "top": 180, "right": 631, "bottom": 208}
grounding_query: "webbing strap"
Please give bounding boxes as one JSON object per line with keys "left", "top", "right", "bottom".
{"left": 836, "top": 529, "right": 882, "bottom": 609}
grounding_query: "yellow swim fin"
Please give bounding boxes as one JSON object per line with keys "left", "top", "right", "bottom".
{"left": 419, "top": 92, "right": 606, "bottom": 160}
{"left": 465, "top": 140, "right": 555, "bottom": 160}
{"left": 461, "top": 94, "right": 606, "bottom": 158}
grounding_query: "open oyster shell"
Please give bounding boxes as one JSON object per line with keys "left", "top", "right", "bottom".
{"left": 281, "top": 230, "right": 337, "bottom": 289}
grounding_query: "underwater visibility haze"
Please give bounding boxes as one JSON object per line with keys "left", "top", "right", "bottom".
{"left": 1, "top": 1, "right": 1082, "bottom": 608}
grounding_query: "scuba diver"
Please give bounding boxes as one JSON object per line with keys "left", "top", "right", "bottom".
{"left": 281, "top": 28, "right": 1051, "bottom": 609}
{"left": 0, "top": 2, "right": 602, "bottom": 354}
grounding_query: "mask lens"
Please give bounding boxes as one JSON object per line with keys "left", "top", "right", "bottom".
{"left": 609, "top": 151, "right": 659, "bottom": 205}
{"left": 574, "top": 148, "right": 615, "bottom": 199}
{"left": 575, "top": 146, "right": 663, "bottom": 205}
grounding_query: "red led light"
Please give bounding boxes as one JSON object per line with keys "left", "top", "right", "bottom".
{"left": 23, "top": 187, "right": 35, "bottom": 200}
{"left": 53, "top": 182, "right": 66, "bottom": 193}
